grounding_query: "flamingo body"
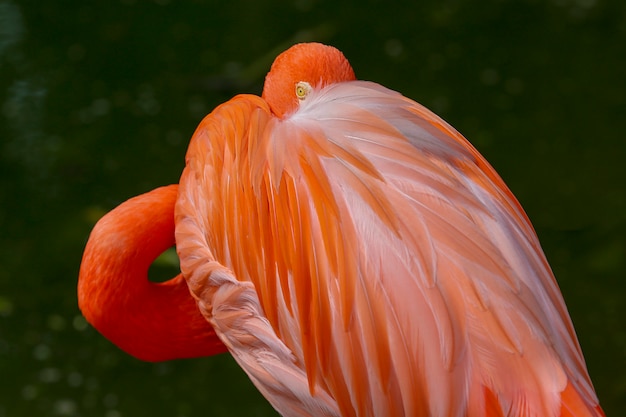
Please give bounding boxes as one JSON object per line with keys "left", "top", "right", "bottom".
{"left": 79, "top": 43, "right": 604, "bottom": 417}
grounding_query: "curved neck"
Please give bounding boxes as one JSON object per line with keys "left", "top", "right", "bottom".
{"left": 78, "top": 185, "right": 226, "bottom": 361}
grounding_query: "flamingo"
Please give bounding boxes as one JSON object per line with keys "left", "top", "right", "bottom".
{"left": 78, "top": 43, "right": 604, "bottom": 417}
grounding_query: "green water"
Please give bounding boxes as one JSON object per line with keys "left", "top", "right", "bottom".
{"left": 1, "top": 0, "right": 624, "bottom": 415}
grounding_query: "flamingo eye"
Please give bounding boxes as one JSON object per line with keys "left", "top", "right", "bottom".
{"left": 295, "top": 81, "right": 311, "bottom": 100}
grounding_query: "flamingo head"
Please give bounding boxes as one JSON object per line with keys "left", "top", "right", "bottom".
{"left": 262, "top": 42, "right": 356, "bottom": 118}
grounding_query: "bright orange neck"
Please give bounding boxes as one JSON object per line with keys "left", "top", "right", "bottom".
{"left": 78, "top": 185, "right": 227, "bottom": 361}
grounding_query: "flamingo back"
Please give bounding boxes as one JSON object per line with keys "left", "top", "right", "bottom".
{"left": 176, "top": 81, "right": 603, "bottom": 417}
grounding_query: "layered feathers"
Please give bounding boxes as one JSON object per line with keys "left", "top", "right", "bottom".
{"left": 175, "top": 79, "right": 602, "bottom": 416}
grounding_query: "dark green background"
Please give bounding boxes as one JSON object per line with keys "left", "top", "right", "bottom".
{"left": 1, "top": 0, "right": 624, "bottom": 415}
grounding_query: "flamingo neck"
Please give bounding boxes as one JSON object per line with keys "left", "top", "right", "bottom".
{"left": 78, "top": 185, "right": 226, "bottom": 361}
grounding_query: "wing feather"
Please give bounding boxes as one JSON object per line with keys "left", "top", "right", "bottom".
{"left": 176, "top": 83, "right": 602, "bottom": 416}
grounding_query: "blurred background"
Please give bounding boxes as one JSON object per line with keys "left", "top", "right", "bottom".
{"left": 1, "top": 0, "right": 624, "bottom": 415}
